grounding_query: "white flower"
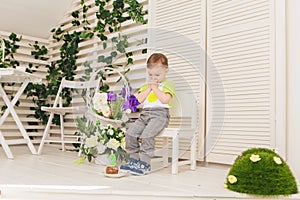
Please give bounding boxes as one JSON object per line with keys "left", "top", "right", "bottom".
{"left": 227, "top": 175, "right": 237, "bottom": 184}
{"left": 108, "top": 129, "right": 114, "bottom": 136}
{"left": 250, "top": 154, "right": 261, "bottom": 162}
{"left": 93, "top": 92, "right": 107, "bottom": 110}
{"left": 85, "top": 135, "right": 99, "bottom": 148}
{"left": 121, "top": 138, "right": 126, "bottom": 150}
{"left": 125, "top": 108, "right": 132, "bottom": 114}
{"left": 106, "top": 138, "right": 120, "bottom": 151}
{"left": 273, "top": 156, "right": 282, "bottom": 165}
{"left": 101, "top": 104, "right": 111, "bottom": 117}
{"left": 121, "top": 127, "right": 126, "bottom": 133}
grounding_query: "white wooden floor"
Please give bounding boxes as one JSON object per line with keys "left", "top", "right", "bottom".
{"left": 0, "top": 145, "right": 299, "bottom": 200}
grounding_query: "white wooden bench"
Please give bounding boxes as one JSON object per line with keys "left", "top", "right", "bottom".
{"left": 156, "top": 91, "right": 198, "bottom": 174}
{"left": 130, "top": 92, "right": 198, "bottom": 174}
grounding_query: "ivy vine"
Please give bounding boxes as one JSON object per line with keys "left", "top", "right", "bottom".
{"left": 0, "top": 33, "right": 22, "bottom": 112}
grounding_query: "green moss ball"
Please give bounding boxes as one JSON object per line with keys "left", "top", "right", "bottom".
{"left": 225, "top": 148, "right": 298, "bottom": 196}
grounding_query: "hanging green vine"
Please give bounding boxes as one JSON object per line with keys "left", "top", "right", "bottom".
{"left": 0, "top": 33, "right": 22, "bottom": 68}
{"left": 0, "top": 33, "right": 22, "bottom": 113}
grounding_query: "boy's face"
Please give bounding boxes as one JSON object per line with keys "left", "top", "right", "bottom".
{"left": 147, "top": 65, "right": 168, "bottom": 83}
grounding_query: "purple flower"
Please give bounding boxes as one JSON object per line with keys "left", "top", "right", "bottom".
{"left": 123, "top": 94, "right": 140, "bottom": 112}
{"left": 107, "top": 91, "right": 117, "bottom": 101}
{"left": 120, "top": 86, "right": 132, "bottom": 98}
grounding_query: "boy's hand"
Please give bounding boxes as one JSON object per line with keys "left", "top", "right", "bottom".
{"left": 148, "top": 81, "right": 158, "bottom": 90}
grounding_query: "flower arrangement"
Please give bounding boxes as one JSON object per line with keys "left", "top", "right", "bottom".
{"left": 225, "top": 148, "right": 298, "bottom": 196}
{"left": 92, "top": 86, "right": 140, "bottom": 121}
{"left": 76, "top": 117, "right": 129, "bottom": 163}
{"left": 76, "top": 84, "right": 140, "bottom": 164}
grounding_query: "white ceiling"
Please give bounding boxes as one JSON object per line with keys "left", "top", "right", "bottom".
{"left": 0, "top": 0, "right": 74, "bottom": 39}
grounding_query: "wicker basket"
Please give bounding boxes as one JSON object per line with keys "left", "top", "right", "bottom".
{"left": 86, "top": 66, "right": 130, "bottom": 127}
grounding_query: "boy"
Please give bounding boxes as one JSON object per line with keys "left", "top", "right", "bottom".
{"left": 120, "top": 53, "right": 176, "bottom": 175}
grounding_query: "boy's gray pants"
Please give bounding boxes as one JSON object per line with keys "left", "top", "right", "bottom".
{"left": 125, "top": 108, "right": 170, "bottom": 164}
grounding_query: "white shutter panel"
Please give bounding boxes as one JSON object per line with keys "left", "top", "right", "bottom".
{"left": 148, "top": 0, "right": 206, "bottom": 160}
{"left": 206, "top": 0, "right": 276, "bottom": 164}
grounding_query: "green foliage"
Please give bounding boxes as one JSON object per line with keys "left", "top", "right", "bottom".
{"left": 75, "top": 117, "right": 129, "bottom": 163}
{"left": 0, "top": 33, "right": 22, "bottom": 112}
{"left": 29, "top": 41, "right": 48, "bottom": 61}
{"left": 225, "top": 148, "right": 298, "bottom": 196}
{"left": 0, "top": 33, "right": 22, "bottom": 68}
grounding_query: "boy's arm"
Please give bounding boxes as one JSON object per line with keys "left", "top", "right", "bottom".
{"left": 150, "top": 82, "right": 173, "bottom": 104}
{"left": 137, "top": 86, "right": 151, "bottom": 103}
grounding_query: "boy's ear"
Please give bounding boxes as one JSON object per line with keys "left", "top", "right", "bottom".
{"left": 165, "top": 68, "right": 169, "bottom": 73}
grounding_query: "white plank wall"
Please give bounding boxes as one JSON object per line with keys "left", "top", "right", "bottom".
{"left": 0, "top": 30, "right": 49, "bottom": 143}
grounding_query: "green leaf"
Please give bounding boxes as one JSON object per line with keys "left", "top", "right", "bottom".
{"left": 103, "top": 42, "right": 107, "bottom": 49}
{"left": 72, "top": 11, "right": 79, "bottom": 18}
{"left": 105, "top": 56, "right": 112, "bottom": 64}
{"left": 142, "top": 49, "right": 147, "bottom": 54}
{"left": 111, "top": 51, "right": 117, "bottom": 57}
{"left": 73, "top": 157, "right": 86, "bottom": 164}
{"left": 98, "top": 55, "right": 105, "bottom": 62}
{"left": 127, "top": 58, "right": 133, "bottom": 65}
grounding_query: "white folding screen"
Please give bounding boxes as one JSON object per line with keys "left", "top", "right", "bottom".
{"left": 148, "top": 0, "right": 206, "bottom": 160}
{"left": 205, "top": 0, "right": 276, "bottom": 164}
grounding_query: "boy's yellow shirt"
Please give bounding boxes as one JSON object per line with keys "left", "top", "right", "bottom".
{"left": 139, "top": 78, "right": 176, "bottom": 108}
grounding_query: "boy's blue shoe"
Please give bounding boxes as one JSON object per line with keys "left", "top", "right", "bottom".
{"left": 120, "top": 158, "right": 139, "bottom": 172}
{"left": 130, "top": 160, "right": 151, "bottom": 175}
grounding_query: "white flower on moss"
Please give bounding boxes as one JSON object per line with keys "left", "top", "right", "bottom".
{"left": 273, "top": 156, "right": 282, "bottom": 165}
{"left": 106, "top": 138, "right": 120, "bottom": 151}
{"left": 85, "top": 135, "right": 98, "bottom": 148}
{"left": 272, "top": 148, "right": 278, "bottom": 153}
{"left": 101, "top": 104, "right": 111, "bottom": 117}
{"left": 250, "top": 154, "right": 261, "bottom": 162}
{"left": 227, "top": 175, "right": 237, "bottom": 184}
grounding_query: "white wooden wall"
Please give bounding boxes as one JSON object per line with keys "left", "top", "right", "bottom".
{"left": 0, "top": 30, "right": 49, "bottom": 143}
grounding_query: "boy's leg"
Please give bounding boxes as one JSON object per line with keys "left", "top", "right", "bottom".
{"left": 125, "top": 134, "right": 140, "bottom": 160}
{"left": 131, "top": 111, "right": 169, "bottom": 175}
{"left": 140, "top": 136, "right": 155, "bottom": 164}
{"left": 140, "top": 110, "right": 169, "bottom": 163}
{"left": 125, "top": 116, "right": 147, "bottom": 159}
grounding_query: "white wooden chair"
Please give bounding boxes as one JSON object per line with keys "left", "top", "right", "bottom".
{"left": 37, "top": 78, "right": 99, "bottom": 154}
{"left": 155, "top": 92, "right": 198, "bottom": 175}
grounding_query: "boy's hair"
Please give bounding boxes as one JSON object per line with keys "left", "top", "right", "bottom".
{"left": 147, "top": 53, "right": 168, "bottom": 69}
